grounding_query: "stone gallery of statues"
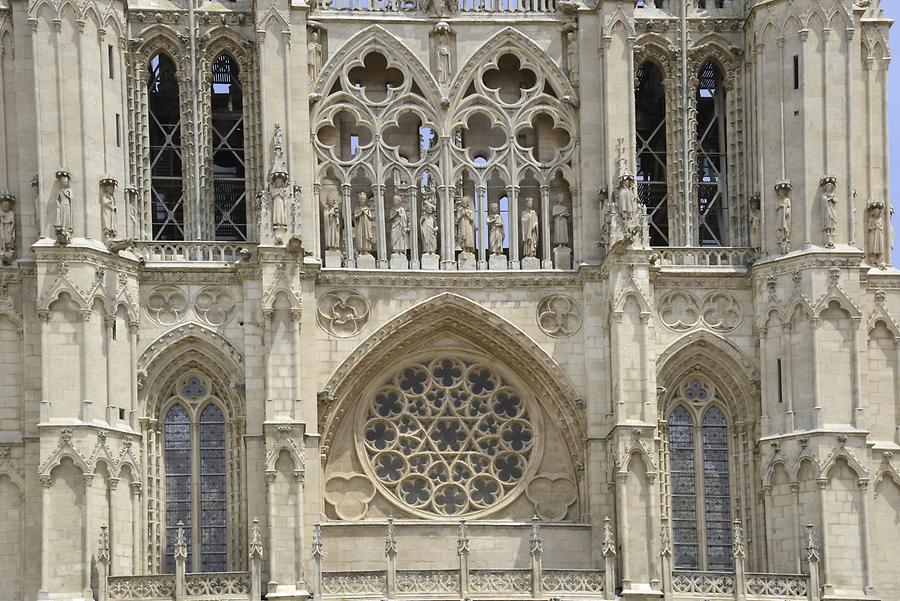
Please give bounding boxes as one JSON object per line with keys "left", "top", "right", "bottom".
{"left": 0, "top": 2, "right": 899, "bottom": 601}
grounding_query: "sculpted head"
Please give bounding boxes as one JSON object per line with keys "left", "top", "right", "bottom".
{"left": 525, "top": 197, "right": 534, "bottom": 209}
{"left": 490, "top": 202, "right": 499, "bottom": 214}
{"left": 461, "top": 197, "right": 470, "bottom": 208}
{"left": 393, "top": 195, "right": 402, "bottom": 207}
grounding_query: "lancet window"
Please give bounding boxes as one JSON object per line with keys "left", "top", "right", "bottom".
{"left": 695, "top": 61, "right": 727, "bottom": 246}
{"left": 209, "top": 54, "right": 248, "bottom": 241}
{"left": 148, "top": 53, "right": 185, "bottom": 241}
{"left": 667, "top": 379, "right": 733, "bottom": 571}
{"left": 161, "top": 376, "right": 230, "bottom": 573}
{"left": 635, "top": 61, "right": 669, "bottom": 246}
{"left": 312, "top": 39, "right": 577, "bottom": 270}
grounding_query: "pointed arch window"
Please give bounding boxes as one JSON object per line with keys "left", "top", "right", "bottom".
{"left": 635, "top": 61, "right": 669, "bottom": 246}
{"left": 667, "top": 380, "right": 733, "bottom": 571}
{"left": 695, "top": 61, "right": 727, "bottom": 246}
{"left": 210, "top": 54, "right": 247, "bottom": 241}
{"left": 148, "top": 53, "right": 185, "bottom": 241}
{"left": 162, "top": 377, "right": 229, "bottom": 573}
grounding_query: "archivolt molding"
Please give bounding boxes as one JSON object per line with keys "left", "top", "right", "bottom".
{"left": 867, "top": 290, "right": 900, "bottom": 337}
{"left": 634, "top": 33, "right": 678, "bottom": 79}
{"left": 656, "top": 330, "right": 759, "bottom": 424}
{"left": 38, "top": 427, "right": 141, "bottom": 481}
{"left": 261, "top": 262, "right": 303, "bottom": 314}
{"left": 615, "top": 429, "right": 659, "bottom": 478}
{"left": 873, "top": 452, "right": 900, "bottom": 494}
{"left": 319, "top": 293, "right": 585, "bottom": 470}
{"left": 761, "top": 443, "right": 822, "bottom": 488}
{"left": 264, "top": 424, "right": 305, "bottom": 475}
{"left": 811, "top": 271, "right": 862, "bottom": 320}
{"left": 820, "top": 440, "right": 870, "bottom": 482}
{"left": 139, "top": 323, "right": 244, "bottom": 374}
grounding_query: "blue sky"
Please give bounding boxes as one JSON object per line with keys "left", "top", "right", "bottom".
{"left": 888, "top": 4, "right": 899, "bottom": 264}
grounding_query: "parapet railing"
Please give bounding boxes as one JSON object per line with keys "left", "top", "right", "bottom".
{"left": 314, "top": 517, "right": 611, "bottom": 600}
{"left": 315, "top": 0, "right": 558, "bottom": 13}
{"left": 133, "top": 241, "right": 254, "bottom": 264}
{"left": 672, "top": 570, "right": 808, "bottom": 599}
{"left": 654, "top": 246, "right": 756, "bottom": 268}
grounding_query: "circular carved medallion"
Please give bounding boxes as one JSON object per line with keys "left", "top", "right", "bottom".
{"left": 145, "top": 286, "right": 188, "bottom": 326}
{"left": 356, "top": 355, "right": 542, "bottom": 518}
{"left": 193, "top": 286, "right": 237, "bottom": 326}
{"left": 537, "top": 294, "right": 582, "bottom": 337}
{"left": 317, "top": 289, "right": 370, "bottom": 337}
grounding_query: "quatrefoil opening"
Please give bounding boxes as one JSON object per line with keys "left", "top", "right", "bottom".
{"left": 455, "top": 112, "right": 507, "bottom": 163}
{"left": 383, "top": 111, "right": 436, "bottom": 164}
{"left": 516, "top": 112, "right": 571, "bottom": 165}
{"left": 324, "top": 473, "right": 377, "bottom": 521}
{"left": 316, "top": 110, "right": 373, "bottom": 162}
{"left": 482, "top": 54, "right": 537, "bottom": 104}
{"left": 348, "top": 52, "right": 405, "bottom": 102}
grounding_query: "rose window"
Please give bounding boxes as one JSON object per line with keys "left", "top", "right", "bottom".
{"left": 358, "top": 357, "right": 540, "bottom": 517}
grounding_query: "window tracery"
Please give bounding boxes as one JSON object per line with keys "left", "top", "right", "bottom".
{"left": 666, "top": 378, "right": 733, "bottom": 571}
{"left": 356, "top": 356, "right": 542, "bottom": 517}
{"left": 312, "top": 38, "right": 577, "bottom": 270}
{"left": 695, "top": 61, "right": 727, "bottom": 246}
{"left": 635, "top": 60, "right": 669, "bottom": 246}
{"left": 148, "top": 53, "right": 185, "bottom": 241}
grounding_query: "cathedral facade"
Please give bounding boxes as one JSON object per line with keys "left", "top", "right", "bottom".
{"left": 0, "top": 0, "right": 896, "bottom": 600}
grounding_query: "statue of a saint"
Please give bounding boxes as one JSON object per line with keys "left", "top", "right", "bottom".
{"left": 456, "top": 196, "right": 475, "bottom": 253}
{"left": 308, "top": 30, "right": 323, "bottom": 86}
{"left": 867, "top": 202, "right": 885, "bottom": 267}
{"left": 566, "top": 30, "right": 579, "bottom": 84}
{"left": 821, "top": 177, "right": 838, "bottom": 248}
{"left": 420, "top": 198, "right": 438, "bottom": 255}
{"left": 775, "top": 182, "right": 792, "bottom": 254}
{"left": 271, "top": 173, "right": 289, "bottom": 228}
{"left": 521, "top": 197, "right": 539, "bottom": 257}
{"left": 56, "top": 171, "right": 73, "bottom": 232}
{"left": 100, "top": 179, "right": 117, "bottom": 240}
{"left": 487, "top": 202, "right": 504, "bottom": 255}
{"left": 354, "top": 192, "right": 375, "bottom": 255}
{"left": 552, "top": 195, "right": 569, "bottom": 247}
{"left": 0, "top": 197, "right": 15, "bottom": 255}
{"left": 390, "top": 195, "right": 409, "bottom": 254}
{"left": 616, "top": 174, "right": 636, "bottom": 226}
{"left": 749, "top": 195, "right": 761, "bottom": 252}
{"left": 323, "top": 195, "right": 342, "bottom": 251}
{"left": 437, "top": 35, "right": 452, "bottom": 85}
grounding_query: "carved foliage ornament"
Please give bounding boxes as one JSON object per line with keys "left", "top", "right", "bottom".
{"left": 537, "top": 294, "right": 582, "bottom": 337}
{"left": 355, "top": 356, "right": 542, "bottom": 518}
{"left": 317, "top": 289, "right": 370, "bottom": 337}
{"left": 658, "top": 291, "right": 743, "bottom": 333}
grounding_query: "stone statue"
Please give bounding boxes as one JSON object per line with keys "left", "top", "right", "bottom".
{"left": 820, "top": 176, "right": 838, "bottom": 248}
{"left": 354, "top": 192, "right": 376, "bottom": 255}
{"left": 616, "top": 174, "right": 636, "bottom": 227}
{"left": 456, "top": 196, "right": 475, "bottom": 253}
{"left": 56, "top": 170, "right": 73, "bottom": 233}
{"left": 420, "top": 197, "right": 438, "bottom": 255}
{"left": 521, "top": 197, "right": 539, "bottom": 257}
{"left": 0, "top": 195, "right": 15, "bottom": 260}
{"left": 437, "top": 34, "right": 452, "bottom": 85}
{"left": 100, "top": 178, "right": 118, "bottom": 240}
{"left": 487, "top": 202, "right": 504, "bottom": 255}
{"left": 552, "top": 195, "right": 569, "bottom": 248}
{"left": 775, "top": 181, "right": 792, "bottom": 254}
{"left": 390, "top": 195, "right": 409, "bottom": 254}
{"left": 749, "top": 194, "right": 761, "bottom": 252}
{"left": 308, "top": 30, "right": 323, "bottom": 86}
{"left": 271, "top": 173, "right": 289, "bottom": 228}
{"left": 867, "top": 201, "right": 885, "bottom": 268}
{"left": 323, "top": 195, "right": 342, "bottom": 251}
{"left": 566, "top": 30, "right": 579, "bottom": 85}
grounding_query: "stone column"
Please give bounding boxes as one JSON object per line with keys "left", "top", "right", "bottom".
{"left": 385, "top": 517, "right": 397, "bottom": 599}
{"left": 340, "top": 184, "right": 355, "bottom": 268}
{"left": 457, "top": 520, "right": 470, "bottom": 598}
{"left": 810, "top": 318, "right": 822, "bottom": 429}
{"left": 174, "top": 522, "right": 187, "bottom": 601}
{"left": 374, "top": 183, "right": 388, "bottom": 269}
{"left": 659, "top": 517, "right": 672, "bottom": 599}
{"left": 312, "top": 524, "right": 324, "bottom": 601}
{"left": 850, "top": 317, "right": 864, "bottom": 428}
{"left": 83, "top": 473, "right": 94, "bottom": 599}
{"left": 130, "top": 481, "right": 142, "bottom": 574}
{"left": 602, "top": 516, "right": 617, "bottom": 600}
{"left": 815, "top": 478, "right": 832, "bottom": 596}
{"left": 507, "top": 185, "right": 520, "bottom": 269}
{"left": 540, "top": 185, "right": 551, "bottom": 269}
{"left": 805, "top": 524, "right": 821, "bottom": 601}
{"left": 98, "top": 524, "right": 110, "bottom": 601}
{"left": 265, "top": 471, "right": 276, "bottom": 589}
{"left": 39, "top": 474, "right": 53, "bottom": 596}
{"left": 80, "top": 308, "right": 92, "bottom": 422}
{"left": 530, "top": 516, "right": 543, "bottom": 599}
{"left": 250, "top": 518, "right": 264, "bottom": 601}
{"left": 858, "top": 478, "right": 875, "bottom": 596}
{"left": 782, "top": 323, "right": 795, "bottom": 432}
{"left": 104, "top": 315, "right": 115, "bottom": 423}
{"left": 733, "top": 520, "right": 747, "bottom": 601}
{"left": 128, "top": 321, "right": 139, "bottom": 429}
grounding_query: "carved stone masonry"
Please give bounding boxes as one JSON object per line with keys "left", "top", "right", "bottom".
{"left": 0, "top": 191, "right": 15, "bottom": 265}
{"left": 867, "top": 199, "right": 886, "bottom": 269}
{"left": 775, "top": 180, "right": 792, "bottom": 254}
{"left": 55, "top": 169, "right": 74, "bottom": 244}
{"left": 100, "top": 177, "right": 118, "bottom": 241}
{"left": 820, "top": 176, "right": 838, "bottom": 248}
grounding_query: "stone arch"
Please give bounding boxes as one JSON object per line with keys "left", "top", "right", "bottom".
{"left": 319, "top": 292, "right": 584, "bottom": 476}
{"left": 820, "top": 447, "right": 868, "bottom": 481}
{"left": 634, "top": 34, "right": 677, "bottom": 79}
{"left": 135, "top": 27, "right": 186, "bottom": 75}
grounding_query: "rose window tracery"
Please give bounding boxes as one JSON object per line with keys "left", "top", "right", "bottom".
{"left": 357, "top": 356, "right": 541, "bottom": 517}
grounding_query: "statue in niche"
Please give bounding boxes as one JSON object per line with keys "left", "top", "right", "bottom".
{"left": 775, "top": 181, "right": 792, "bottom": 254}
{"left": 566, "top": 30, "right": 579, "bottom": 85}
{"left": 323, "top": 195, "right": 342, "bottom": 251}
{"left": 749, "top": 194, "right": 761, "bottom": 253}
{"left": 56, "top": 170, "right": 73, "bottom": 233}
{"left": 487, "top": 202, "right": 504, "bottom": 255}
{"left": 354, "top": 192, "right": 376, "bottom": 255}
{"left": 867, "top": 201, "right": 886, "bottom": 268}
{"left": 820, "top": 176, "right": 838, "bottom": 248}
{"left": 552, "top": 195, "right": 570, "bottom": 248}
{"left": 100, "top": 178, "right": 118, "bottom": 240}
{"left": 456, "top": 196, "right": 475, "bottom": 253}
{"left": 521, "top": 197, "right": 539, "bottom": 257}
{"left": 308, "top": 30, "right": 323, "bottom": 86}
{"left": 420, "top": 196, "right": 439, "bottom": 255}
{"left": 436, "top": 32, "right": 452, "bottom": 85}
{"left": 271, "top": 173, "right": 289, "bottom": 229}
{"left": 390, "top": 195, "right": 409, "bottom": 254}
{"left": 616, "top": 174, "right": 637, "bottom": 228}
{"left": 0, "top": 195, "right": 15, "bottom": 263}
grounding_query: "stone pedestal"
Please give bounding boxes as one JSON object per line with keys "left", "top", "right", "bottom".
{"left": 324, "top": 250, "right": 343, "bottom": 268}
{"left": 357, "top": 253, "right": 376, "bottom": 269}
{"left": 553, "top": 245, "right": 572, "bottom": 270}
{"left": 390, "top": 253, "right": 409, "bottom": 270}
{"left": 421, "top": 253, "right": 440, "bottom": 270}
{"left": 458, "top": 251, "right": 476, "bottom": 270}
{"left": 522, "top": 256, "right": 541, "bottom": 270}
{"left": 489, "top": 254, "right": 508, "bottom": 270}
